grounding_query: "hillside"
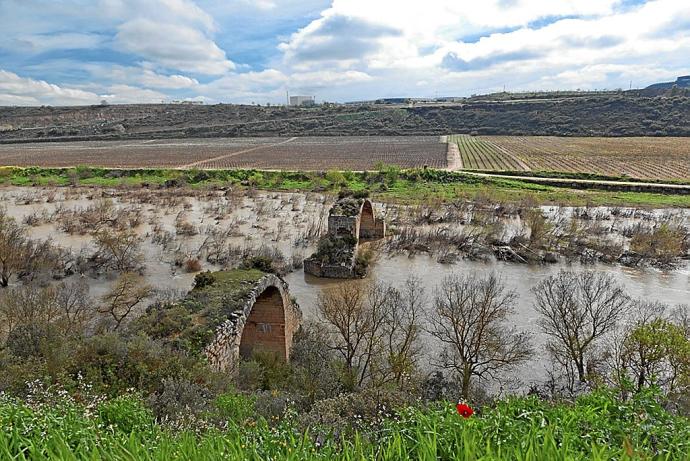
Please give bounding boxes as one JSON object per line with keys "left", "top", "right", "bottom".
{"left": 1, "top": 93, "right": 689, "bottom": 142}
{"left": 645, "top": 75, "right": 690, "bottom": 90}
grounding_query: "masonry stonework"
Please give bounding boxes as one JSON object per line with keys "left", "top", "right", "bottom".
{"left": 204, "top": 274, "right": 301, "bottom": 373}
{"left": 304, "top": 199, "right": 386, "bottom": 279}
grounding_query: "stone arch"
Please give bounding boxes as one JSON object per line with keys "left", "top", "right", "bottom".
{"left": 204, "top": 274, "right": 302, "bottom": 373}
{"left": 239, "top": 285, "right": 287, "bottom": 360}
{"left": 358, "top": 199, "right": 385, "bottom": 240}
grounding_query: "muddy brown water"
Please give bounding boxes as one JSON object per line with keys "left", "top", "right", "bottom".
{"left": 285, "top": 255, "right": 690, "bottom": 390}
{"left": 2, "top": 186, "right": 689, "bottom": 391}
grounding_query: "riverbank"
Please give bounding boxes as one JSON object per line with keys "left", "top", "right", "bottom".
{"left": 2, "top": 166, "right": 690, "bottom": 208}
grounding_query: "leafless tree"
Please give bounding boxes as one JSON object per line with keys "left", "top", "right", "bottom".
{"left": 99, "top": 272, "right": 153, "bottom": 330}
{"left": 0, "top": 209, "right": 58, "bottom": 287}
{"left": 534, "top": 270, "right": 631, "bottom": 384}
{"left": 0, "top": 280, "right": 93, "bottom": 342}
{"left": 317, "top": 280, "right": 381, "bottom": 390}
{"left": 91, "top": 228, "right": 143, "bottom": 272}
{"left": 317, "top": 278, "right": 424, "bottom": 391}
{"left": 381, "top": 276, "right": 424, "bottom": 389}
{"left": 428, "top": 273, "right": 533, "bottom": 399}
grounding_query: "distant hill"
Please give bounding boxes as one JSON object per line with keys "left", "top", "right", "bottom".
{"left": 645, "top": 76, "right": 690, "bottom": 90}
{"left": 1, "top": 92, "right": 689, "bottom": 141}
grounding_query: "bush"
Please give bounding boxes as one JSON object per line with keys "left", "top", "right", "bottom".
{"left": 193, "top": 271, "right": 215, "bottom": 289}
{"left": 184, "top": 258, "right": 202, "bottom": 273}
{"left": 98, "top": 394, "right": 154, "bottom": 434}
{"left": 241, "top": 255, "right": 275, "bottom": 273}
{"left": 147, "top": 377, "right": 211, "bottom": 425}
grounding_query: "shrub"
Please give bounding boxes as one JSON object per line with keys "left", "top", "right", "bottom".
{"left": 184, "top": 258, "right": 202, "bottom": 273}
{"left": 147, "top": 377, "right": 211, "bottom": 425}
{"left": 98, "top": 394, "right": 154, "bottom": 434}
{"left": 193, "top": 271, "right": 215, "bottom": 289}
{"left": 242, "top": 255, "right": 275, "bottom": 273}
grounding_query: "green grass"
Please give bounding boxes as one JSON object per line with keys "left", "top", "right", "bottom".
{"left": 1, "top": 388, "right": 688, "bottom": 460}
{"left": 0, "top": 166, "right": 688, "bottom": 208}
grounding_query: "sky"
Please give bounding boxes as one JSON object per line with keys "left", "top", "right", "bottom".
{"left": 0, "top": 0, "right": 689, "bottom": 105}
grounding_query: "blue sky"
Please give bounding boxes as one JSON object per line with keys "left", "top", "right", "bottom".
{"left": 0, "top": 0, "right": 688, "bottom": 105}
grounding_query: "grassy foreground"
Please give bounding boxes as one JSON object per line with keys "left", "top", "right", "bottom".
{"left": 1, "top": 166, "right": 689, "bottom": 207}
{"left": 2, "top": 388, "right": 689, "bottom": 460}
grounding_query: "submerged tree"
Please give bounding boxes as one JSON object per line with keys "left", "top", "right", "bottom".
{"left": 428, "top": 273, "right": 533, "bottom": 399}
{"left": 317, "top": 277, "right": 424, "bottom": 391}
{"left": 99, "top": 272, "right": 153, "bottom": 330}
{"left": 534, "top": 270, "right": 631, "bottom": 385}
{"left": 0, "top": 209, "right": 58, "bottom": 287}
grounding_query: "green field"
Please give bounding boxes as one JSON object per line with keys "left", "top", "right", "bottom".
{"left": 1, "top": 166, "right": 689, "bottom": 208}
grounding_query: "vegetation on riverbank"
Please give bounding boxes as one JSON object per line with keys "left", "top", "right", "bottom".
{"left": 2, "top": 385, "right": 689, "bottom": 460}
{"left": 1, "top": 165, "right": 689, "bottom": 207}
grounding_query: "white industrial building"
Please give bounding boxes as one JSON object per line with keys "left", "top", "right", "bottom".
{"left": 289, "top": 95, "right": 315, "bottom": 106}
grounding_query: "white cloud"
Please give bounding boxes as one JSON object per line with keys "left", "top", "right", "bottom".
{"left": 275, "top": 0, "right": 690, "bottom": 98}
{"left": 200, "top": 69, "right": 288, "bottom": 102}
{"left": 0, "top": 32, "right": 106, "bottom": 53}
{"left": 0, "top": 69, "right": 100, "bottom": 106}
{"left": 239, "top": 0, "right": 277, "bottom": 10}
{"left": 115, "top": 19, "right": 234, "bottom": 75}
{"left": 101, "top": 84, "right": 169, "bottom": 104}
{"left": 290, "top": 70, "right": 373, "bottom": 88}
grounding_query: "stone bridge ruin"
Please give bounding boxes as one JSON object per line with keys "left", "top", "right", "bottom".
{"left": 204, "top": 272, "right": 302, "bottom": 372}
{"left": 137, "top": 269, "right": 301, "bottom": 374}
{"left": 304, "top": 197, "right": 386, "bottom": 278}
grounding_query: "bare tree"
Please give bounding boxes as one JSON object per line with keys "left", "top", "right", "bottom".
{"left": 0, "top": 210, "right": 58, "bottom": 287}
{"left": 534, "top": 270, "right": 631, "bottom": 384}
{"left": 382, "top": 276, "right": 424, "bottom": 389}
{"left": 99, "top": 272, "right": 153, "bottom": 330}
{"left": 317, "top": 276, "right": 425, "bottom": 391}
{"left": 91, "top": 229, "right": 143, "bottom": 272}
{"left": 428, "top": 273, "right": 533, "bottom": 399}
{"left": 54, "top": 278, "right": 93, "bottom": 335}
{"left": 0, "top": 280, "right": 93, "bottom": 344}
{"left": 317, "top": 280, "right": 382, "bottom": 390}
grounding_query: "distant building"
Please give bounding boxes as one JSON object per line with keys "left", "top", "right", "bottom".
{"left": 289, "top": 95, "right": 315, "bottom": 107}
{"left": 170, "top": 100, "right": 204, "bottom": 105}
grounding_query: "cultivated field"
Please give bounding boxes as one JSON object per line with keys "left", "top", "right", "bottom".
{"left": 0, "top": 136, "right": 447, "bottom": 170}
{"left": 452, "top": 135, "right": 690, "bottom": 180}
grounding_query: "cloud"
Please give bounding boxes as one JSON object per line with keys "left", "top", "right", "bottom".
{"left": 200, "top": 69, "right": 288, "bottom": 102}
{"left": 442, "top": 50, "right": 544, "bottom": 71}
{"left": 101, "top": 84, "right": 168, "bottom": 104}
{"left": 2, "top": 0, "right": 690, "bottom": 104}
{"left": 290, "top": 70, "right": 373, "bottom": 88}
{"left": 0, "top": 69, "right": 100, "bottom": 105}
{"left": 115, "top": 19, "right": 234, "bottom": 75}
{"left": 0, "top": 32, "right": 106, "bottom": 54}
{"left": 280, "top": 14, "right": 402, "bottom": 63}
{"left": 238, "top": 0, "right": 277, "bottom": 10}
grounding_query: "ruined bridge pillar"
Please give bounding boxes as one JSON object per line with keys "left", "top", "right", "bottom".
{"left": 304, "top": 198, "right": 386, "bottom": 278}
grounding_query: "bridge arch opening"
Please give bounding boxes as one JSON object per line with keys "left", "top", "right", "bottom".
{"left": 359, "top": 200, "right": 376, "bottom": 239}
{"left": 239, "top": 285, "right": 288, "bottom": 361}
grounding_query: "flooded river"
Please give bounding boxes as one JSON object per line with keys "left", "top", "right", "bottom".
{"left": 2, "top": 186, "right": 688, "bottom": 390}
{"left": 286, "top": 254, "right": 689, "bottom": 387}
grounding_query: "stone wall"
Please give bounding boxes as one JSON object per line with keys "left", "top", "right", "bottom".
{"left": 303, "top": 258, "right": 358, "bottom": 278}
{"left": 328, "top": 214, "right": 360, "bottom": 237}
{"left": 204, "top": 274, "right": 302, "bottom": 373}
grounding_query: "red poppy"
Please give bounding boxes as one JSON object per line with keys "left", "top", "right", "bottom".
{"left": 456, "top": 403, "right": 473, "bottom": 418}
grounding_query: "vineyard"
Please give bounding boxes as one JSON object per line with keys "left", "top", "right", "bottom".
{"left": 0, "top": 136, "right": 447, "bottom": 170}
{"left": 452, "top": 135, "right": 690, "bottom": 181}
{"left": 449, "top": 135, "right": 528, "bottom": 171}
